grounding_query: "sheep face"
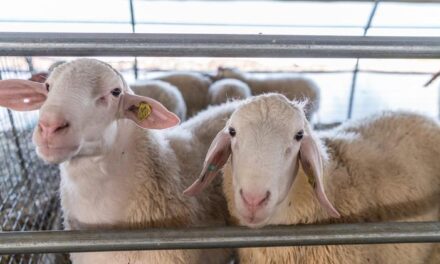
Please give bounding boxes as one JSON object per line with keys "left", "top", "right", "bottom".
{"left": 226, "top": 96, "right": 305, "bottom": 227}
{"left": 32, "top": 59, "right": 126, "bottom": 163}
{"left": 184, "top": 94, "right": 339, "bottom": 227}
{"left": 0, "top": 59, "right": 180, "bottom": 164}
{"left": 185, "top": 94, "right": 305, "bottom": 227}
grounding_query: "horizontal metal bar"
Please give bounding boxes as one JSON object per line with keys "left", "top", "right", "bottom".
{"left": 134, "top": 0, "right": 440, "bottom": 2}
{"left": 282, "top": 0, "right": 440, "bottom": 1}
{"left": 0, "top": 222, "right": 438, "bottom": 254}
{"left": 1, "top": 33, "right": 440, "bottom": 58}
{"left": 2, "top": 21, "right": 440, "bottom": 30}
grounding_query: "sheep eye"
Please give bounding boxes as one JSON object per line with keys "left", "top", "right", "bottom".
{"left": 111, "top": 88, "right": 121, "bottom": 97}
{"left": 228, "top": 127, "right": 236, "bottom": 137}
{"left": 295, "top": 130, "right": 304, "bottom": 141}
{"left": 45, "top": 83, "right": 50, "bottom": 92}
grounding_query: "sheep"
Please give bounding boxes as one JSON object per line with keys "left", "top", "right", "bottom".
{"left": 154, "top": 72, "right": 213, "bottom": 117}
{"left": 131, "top": 79, "right": 187, "bottom": 120}
{"left": 208, "top": 78, "right": 251, "bottom": 105}
{"left": 185, "top": 93, "right": 440, "bottom": 264}
{"left": 213, "top": 67, "right": 320, "bottom": 120}
{"left": 0, "top": 58, "right": 244, "bottom": 264}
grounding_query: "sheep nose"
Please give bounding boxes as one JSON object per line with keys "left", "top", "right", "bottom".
{"left": 240, "top": 189, "right": 271, "bottom": 209}
{"left": 38, "top": 115, "right": 70, "bottom": 140}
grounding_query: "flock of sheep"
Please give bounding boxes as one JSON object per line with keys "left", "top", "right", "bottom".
{"left": 0, "top": 58, "right": 439, "bottom": 264}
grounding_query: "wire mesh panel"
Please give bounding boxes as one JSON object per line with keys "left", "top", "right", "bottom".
{"left": 0, "top": 58, "right": 68, "bottom": 264}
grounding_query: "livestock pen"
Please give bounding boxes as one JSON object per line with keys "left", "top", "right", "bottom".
{"left": 0, "top": 0, "right": 439, "bottom": 263}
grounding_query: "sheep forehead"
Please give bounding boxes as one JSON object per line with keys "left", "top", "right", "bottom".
{"left": 231, "top": 94, "right": 304, "bottom": 132}
{"left": 48, "top": 59, "right": 123, "bottom": 96}
{"left": 231, "top": 94, "right": 304, "bottom": 124}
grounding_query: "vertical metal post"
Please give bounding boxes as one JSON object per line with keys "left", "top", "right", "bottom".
{"left": 347, "top": 1, "right": 379, "bottom": 119}
{"left": 129, "top": 0, "right": 139, "bottom": 80}
{"left": 25, "top": 56, "right": 34, "bottom": 73}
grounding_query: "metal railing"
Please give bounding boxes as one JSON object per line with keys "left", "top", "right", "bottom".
{"left": 0, "top": 12, "right": 439, "bottom": 256}
{"left": 0, "top": 33, "right": 440, "bottom": 58}
{"left": 0, "top": 222, "right": 439, "bottom": 254}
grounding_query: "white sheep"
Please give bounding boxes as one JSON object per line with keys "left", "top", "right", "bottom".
{"left": 208, "top": 78, "right": 251, "bottom": 105}
{"left": 185, "top": 93, "right": 440, "bottom": 264}
{"left": 154, "top": 72, "right": 213, "bottom": 117}
{"left": 131, "top": 79, "right": 187, "bottom": 120}
{"left": 213, "top": 67, "right": 320, "bottom": 120}
{"left": 0, "top": 58, "right": 243, "bottom": 264}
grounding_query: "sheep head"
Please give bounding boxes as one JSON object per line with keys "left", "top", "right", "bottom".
{"left": 184, "top": 93, "right": 339, "bottom": 228}
{"left": 0, "top": 58, "right": 179, "bottom": 164}
{"left": 215, "top": 66, "right": 245, "bottom": 81}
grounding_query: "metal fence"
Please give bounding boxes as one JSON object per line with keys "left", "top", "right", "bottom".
{"left": 1, "top": 33, "right": 439, "bottom": 58}
{"left": 1, "top": 222, "right": 439, "bottom": 255}
{"left": 0, "top": 31, "right": 439, "bottom": 263}
{"left": 0, "top": 1, "right": 440, "bottom": 263}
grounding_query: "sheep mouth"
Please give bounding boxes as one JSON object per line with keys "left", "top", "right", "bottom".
{"left": 36, "top": 145, "right": 79, "bottom": 164}
{"left": 239, "top": 212, "right": 271, "bottom": 228}
{"left": 241, "top": 216, "right": 270, "bottom": 229}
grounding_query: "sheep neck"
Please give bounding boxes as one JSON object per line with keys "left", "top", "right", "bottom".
{"left": 59, "top": 120, "right": 186, "bottom": 229}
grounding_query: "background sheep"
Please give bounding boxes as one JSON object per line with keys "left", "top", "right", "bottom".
{"left": 185, "top": 94, "right": 440, "bottom": 264}
{"left": 131, "top": 79, "right": 187, "bottom": 120}
{"left": 0, "top": 58, "right": 242, "bottom": 264}
{"left": 154, "top": 72, "right": 212, "bottom": 117}
{"left": 213, "top": 67, "right": 320, "bottom": 120}
{"left": 208, "top": 78, "right": 251, "bottom": 105}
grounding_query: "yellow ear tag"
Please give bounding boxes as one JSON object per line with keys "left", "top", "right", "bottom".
{"left": 137, "top": 102, "right": 152, "bottom": 121}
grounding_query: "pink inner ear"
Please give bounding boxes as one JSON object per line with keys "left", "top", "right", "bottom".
{"left": 29, "top": 72, "right": 49, "bottom": 83}
{"left": 0, "top": 79, "right": 47, "bottom": 111}
{"left": 184, "top": 129, "right": 231, "bottom": 196}
{"left": 299, "top": 135, "right": 340, "bottom": 218}
{"left": 122, "top": 93, "right": 180, "bottom": 129}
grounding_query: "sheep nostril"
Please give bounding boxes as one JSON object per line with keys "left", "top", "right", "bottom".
{"left": 56, "top": 122, "right": 69, "bottom": 132}
{"left": 240, "top": 189, "right": 271, "bottom": 208}
{"left": 258, "top": 191, "right": 271, "bottom": 206}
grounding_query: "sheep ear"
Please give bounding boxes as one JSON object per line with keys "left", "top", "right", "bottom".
{"left": 0, "top": 79, "right": 47, "bottom": 111}
{"left": 299, "top": 135, "right": 340, "bottom": 218}
{"left": 29, "top": 72, "right": 49, "bottom": 83}
{"left": 184, "top": 129, "right": 231, "bottom": 196}
{"left": 123, "top": 93, "right": 180, "bottom": 129}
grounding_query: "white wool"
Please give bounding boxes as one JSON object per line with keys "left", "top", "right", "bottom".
{"left": 154, "top": 72, "right": 212, "bottom": 117}
{"left": 208, "top": 78, "right": 251, "bottom": 105}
